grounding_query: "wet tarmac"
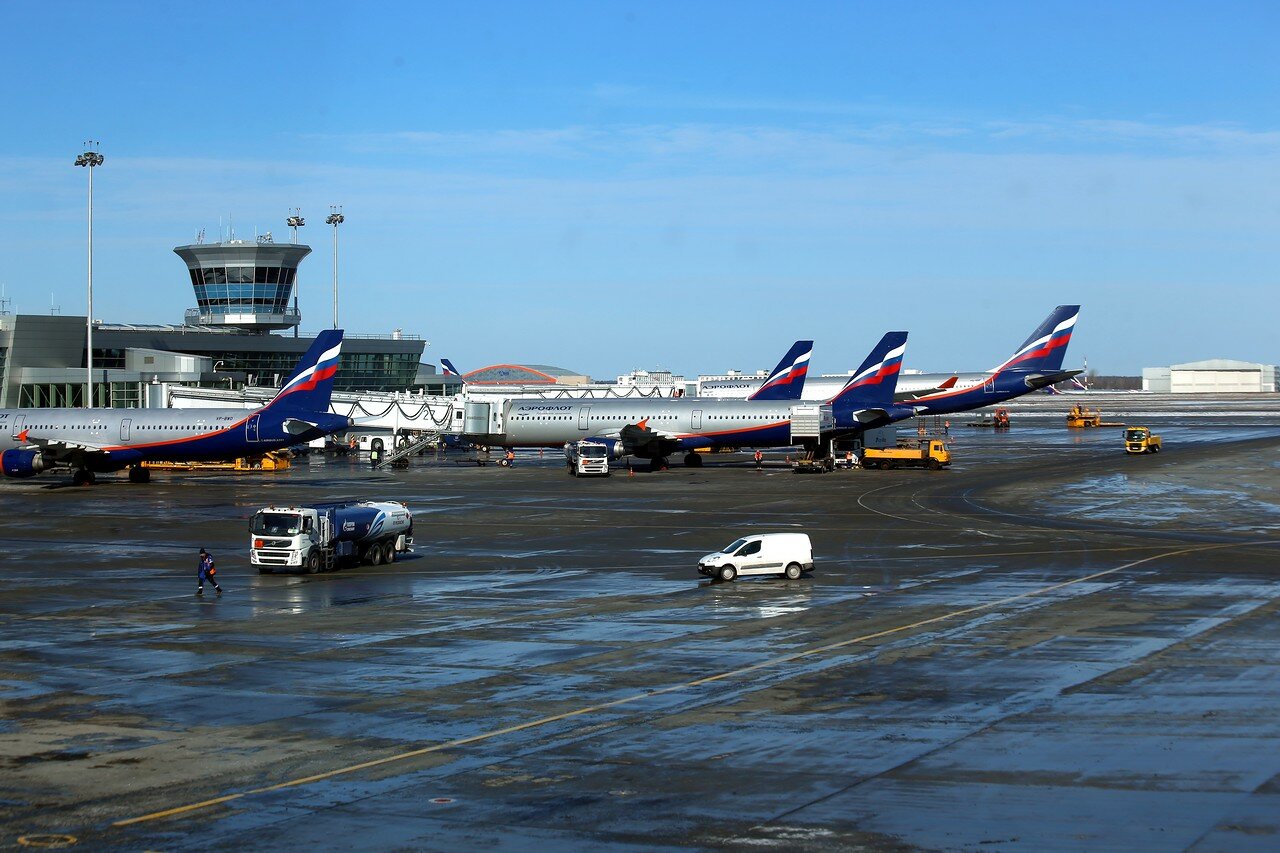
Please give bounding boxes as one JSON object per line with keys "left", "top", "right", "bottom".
{"left": 2, "top": 395, "right": 1279, "bottom": 850}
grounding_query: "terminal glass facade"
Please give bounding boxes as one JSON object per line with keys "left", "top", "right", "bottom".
{"left": 18, "top": 381, "right": 140, "bottom": 408}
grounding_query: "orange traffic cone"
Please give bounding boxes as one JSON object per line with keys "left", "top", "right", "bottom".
{"left": 628, "top": 466, "right": 634, "bottom": 477}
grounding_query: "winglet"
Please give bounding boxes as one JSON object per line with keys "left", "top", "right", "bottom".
{"left": 16, "top": 429, "right": 28, "bottom": 443}
{"left": 747, "top": 340, "right": 814, "bottom": 401}
{"left": 938, "top": 375, "right": 958, "bottom": 390}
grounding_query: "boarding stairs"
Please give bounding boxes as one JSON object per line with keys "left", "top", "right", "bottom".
{"left": 375, "top": 431, "right": 442, "bottom": 469}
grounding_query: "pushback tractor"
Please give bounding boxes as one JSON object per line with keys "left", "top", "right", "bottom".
{"left": 250, "top": 501, "right": 413, "bottom": 573}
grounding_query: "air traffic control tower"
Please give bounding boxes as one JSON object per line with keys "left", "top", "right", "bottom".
{"left": 173, "top": 237, "right": 309, "bottom": 332}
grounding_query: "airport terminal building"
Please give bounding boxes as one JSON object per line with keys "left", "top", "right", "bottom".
{"left": 0, "top": 237, "right": 428, "bottom": 408}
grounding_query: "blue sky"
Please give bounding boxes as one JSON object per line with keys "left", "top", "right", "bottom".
{"left": 1, "top": 1, "right": 1276, "bottom": 377}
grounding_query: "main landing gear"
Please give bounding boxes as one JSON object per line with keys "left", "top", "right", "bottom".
{"left": 683, "top": 452, "right": 703, "bottom": 468}
{"left": 128, "top": 466, "right": 151, "bottom": 484}
{"left": 647, "top": 457, "right": 669, "bottom": 473}
{"left": 72, "top": 469, "right": 97, "bottom": 487}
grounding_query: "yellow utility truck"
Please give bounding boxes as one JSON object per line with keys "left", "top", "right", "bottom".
{"left": 863, "top": 439, "right": 951, "bottom": 470}
{"left": 1124, "top": 426, "right": 1162, "bottom": 454}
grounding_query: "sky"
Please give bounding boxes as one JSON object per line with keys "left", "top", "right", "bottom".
{"left": 1, "top": 1, "right": 1277, "bottom": 378}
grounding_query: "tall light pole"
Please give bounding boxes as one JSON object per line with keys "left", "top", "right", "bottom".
{"left": 74, "top": 143, "right": 105, "bottom": 408}
{"left": 325, "top": 206, "right": 344, "bottom": 329}
{"left": 286, "top": 209, "right": 304, "bottom": 338}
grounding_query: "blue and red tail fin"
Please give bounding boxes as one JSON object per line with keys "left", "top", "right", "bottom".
{"left": 264, "top": 329, "right": 344, "bottom": 414}
{"left": 747, "top": 340, "right": 813, "bottom": 401}
{"left": 828, "top": 331, "right": 908, "bottom": 409}
{"left": 991, "top": 305, "right": 1080, "bottom": 373}
{"left": 441, "top": 358, "right": 463, "bottom": 380}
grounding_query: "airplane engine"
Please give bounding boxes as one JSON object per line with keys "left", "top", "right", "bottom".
{"left": 588, "top": 438, "right": 627, "bottom": 460}
{"left": 1, "top": 448, "right": 47, "bottom": 478}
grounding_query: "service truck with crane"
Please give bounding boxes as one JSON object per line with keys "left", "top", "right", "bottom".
{"left": 250, "top": 500, "right": 413, "bottom": 573}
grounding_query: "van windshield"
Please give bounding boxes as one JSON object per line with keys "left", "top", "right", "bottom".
{"left": 252, "top": 512, "right": 301, "bottom": 535}
{"left": 723, "top": 538, "right": 748, "bottom": 554}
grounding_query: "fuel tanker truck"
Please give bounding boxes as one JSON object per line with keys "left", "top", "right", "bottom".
{"left": 250, "top": 500, "right": 413, "bottom": 573}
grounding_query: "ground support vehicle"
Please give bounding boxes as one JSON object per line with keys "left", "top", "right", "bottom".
{"left": 792, "top": 450, "right": 835, "bottom": 473}
{"left": 1124, "top": 426, "right": 1163, "bottom": 454}
{"left": 565, "top": 441, "right": 610, "bottom": 476}
{"left": 862, "top": 439, "right": 951, "bottom": 470}
{"left": 1066, "top": 406, "right": 1123, "bottom": 428}
{"left": 697, "top": 533, "right": 814, "bottom": 582}
{"left": 250, "top": 501, "right": 413, "bottom": 573}
{"left": 142, "top": 450, "right": 291, "bottom": 472}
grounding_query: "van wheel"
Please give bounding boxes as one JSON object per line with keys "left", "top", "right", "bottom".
{"left": 369, "top": 545, "right": 383, "bottom": 566}
{"left": 784, "top": 563, "right": 802, "bottom": 580}
{"left": 718, "top": 565, "right": 737, "bottom": 582}
{"left": 306, "top": 550, "right": 322, "bottom": 574}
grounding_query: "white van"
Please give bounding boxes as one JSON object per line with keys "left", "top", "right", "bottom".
{"left": 697, "top": 533, "right": 814, "bottom": 582}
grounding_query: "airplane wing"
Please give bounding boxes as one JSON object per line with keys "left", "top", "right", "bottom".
{"left": 14, "top": 433, "right": 117, "bottom": 468}
{"left": 894, "top": 376, "right": 958, "bottom": 402}
{"left": 609, "top": 419, "right": 684, "bottom": 458}
{"left": 593, "top": 418, "right": 682, "bottom": 441}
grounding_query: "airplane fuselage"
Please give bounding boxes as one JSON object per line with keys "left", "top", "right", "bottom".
{"left": 699, "top": 371, "right": 990, "bottom": 401}
{"left": 483, "top": 398, "right": 805, "bottom": 454}
{"left": 0, "top": 406, "right": 341, "bottom": 472}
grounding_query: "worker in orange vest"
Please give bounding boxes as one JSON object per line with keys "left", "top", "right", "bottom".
{"left": 754, "top": 449, "right": 763, "bottom": 469}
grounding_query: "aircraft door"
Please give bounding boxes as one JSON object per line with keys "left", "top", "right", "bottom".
{"left": 11, "top": 415, "right": 26, "bottom": 439}
{"left": 120, "top": 418, "right": 132, "bottom": 443}
{"left": 578, "top": 406, "right": 590, "bottom": 431}
{"left": 246, "top": 414, "right": 261, "bottom": 443}
{"left": 691, "top": 409, "right": 703, "bottom": 431}
{"left": 984, "top": 376, "right": 996, "bottom": 394}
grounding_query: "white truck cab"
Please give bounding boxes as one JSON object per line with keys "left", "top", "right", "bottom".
{"left": 565, "top": 441, "right": 610, "bottom": 477}
{"left": 698, "top": 533, "right": 814, "bottom": 582}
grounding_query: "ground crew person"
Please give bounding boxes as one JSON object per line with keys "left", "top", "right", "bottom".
{"left": 197, "top": 547, "right": 221, "bottom": 596}
{"left": 754, "top": 449, "right": 763, "bottom": 469}
{"left": 504, "top": 448, "right": 515, "bottom": 467}
{"left": 943, "top": 420, "right": 950, "bottom": 435}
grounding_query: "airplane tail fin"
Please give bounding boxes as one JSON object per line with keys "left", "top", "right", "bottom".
{"left": 263, "top": 330, "right": 344, "bottom": 414}
{"left": 828, "top": 332, "right": 908, "bottom": 409}
{"left": 990, "top": 305, "right": 1080, "bottom": 373}
{"left": 747, "top": 340, "right": 813, "bottom": 401}
{"left": 441, "top": 358, "right": 463, "bottom": 380}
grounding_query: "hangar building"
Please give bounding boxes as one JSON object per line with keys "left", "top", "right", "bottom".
{"left": 1142, "top": 359, "right": 1277, "bottom": 393}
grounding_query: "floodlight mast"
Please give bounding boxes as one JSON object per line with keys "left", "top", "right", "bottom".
{"left": 325, "top": 206, "right": 344, "bottom": 329}
{"left": 73, "top": 143, "right": 105, "bottom": 408}
{"left": 286, "top": 209, "right": 304, "bottom": 337}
